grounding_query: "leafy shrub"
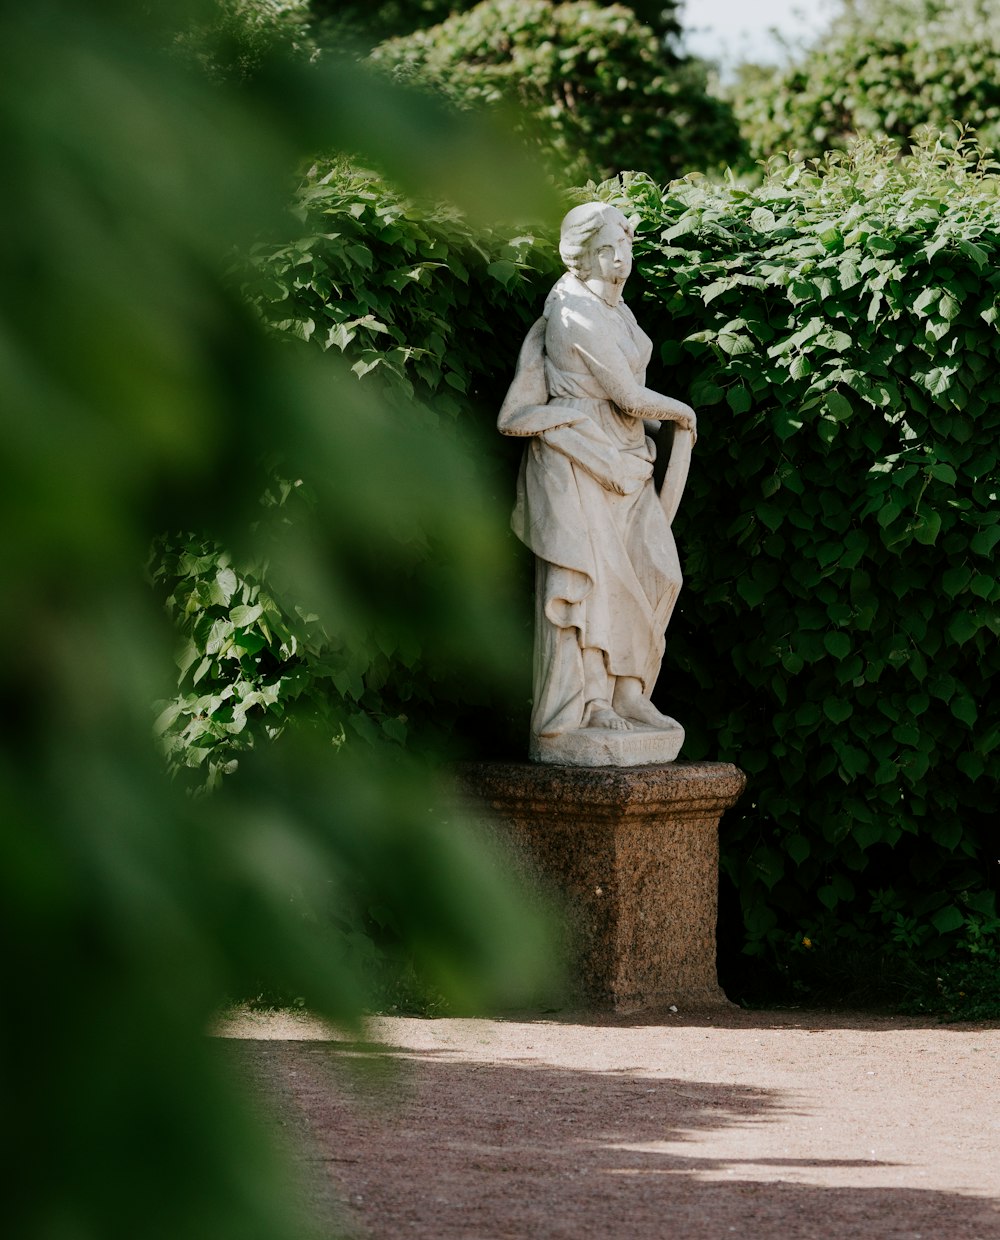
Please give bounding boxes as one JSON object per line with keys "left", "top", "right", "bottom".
{"left": 308, "top": 0, "right": 478, "bottom": 48}
{"left": 151, "top": 161, "right": 562, "bottom": 789}
{"left": 605, "top": 136, "right": 999, "bottom": 998}
{"left": 370, "top": 0, "right": 746, "bottom": 185}
{"left": 172, "top": 0, "right": 317, "bottom": 79}
{"left": 150, "top": 526, "right": 343, "bottom": 793}
{"left": 246, "top": 159, "right": 557, "bottom": 404}
{"left": 927, "top": 914, "right": 1000, "bottom": 1020}
{"left": 733, "top": 0, "right": 1000, "bottom": 164}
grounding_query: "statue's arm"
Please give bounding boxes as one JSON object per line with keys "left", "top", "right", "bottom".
{"left": 567, "top": 318, "right": 696, "bottom": 436}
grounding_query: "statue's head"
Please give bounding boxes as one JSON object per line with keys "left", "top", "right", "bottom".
{"left": 559, "top": 202, "right": 634, "bottom": 280}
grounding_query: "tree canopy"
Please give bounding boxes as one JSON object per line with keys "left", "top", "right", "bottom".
{"left": 370, "top": 0, "right": 746, "bottom": 185}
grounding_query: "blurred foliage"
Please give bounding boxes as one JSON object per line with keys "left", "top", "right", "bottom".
{"left": 1, "top": 2, "right": 559, "bottom": 1236}
{"left": 732, "top": 0, "right": 1000, "bottom": 164}
{"left": 599, "top": 136, "right": 999, "bottom": 1008}
{"left": 370, "top": 0, "right": 747, "bottom": 186}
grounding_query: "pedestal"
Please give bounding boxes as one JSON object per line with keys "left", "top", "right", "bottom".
{"left": 456, "top": 760, "right": 746, "bottom": 1013}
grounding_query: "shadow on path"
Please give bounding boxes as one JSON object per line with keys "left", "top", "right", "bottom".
{"left": 223, "top": 1039, "right": 1000, "bottom": 1239}
{"left": 494, "top": 1005, "right": 1000, "bottom": 1033}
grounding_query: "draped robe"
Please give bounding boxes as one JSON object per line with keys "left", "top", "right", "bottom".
{"left": 498, "top": 273, "right": 682, "bottom": 738}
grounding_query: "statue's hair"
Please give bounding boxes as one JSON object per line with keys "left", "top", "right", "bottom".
{"left": 559, "top": 202, "right": 633, "bottom": 278}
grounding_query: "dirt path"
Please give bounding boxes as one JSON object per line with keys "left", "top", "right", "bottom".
{"left": 218, "top": 1006, "right": 1000, "bottom": 1239}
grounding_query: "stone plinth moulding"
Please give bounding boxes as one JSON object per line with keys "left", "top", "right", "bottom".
{"left": 456, "top": 760, "right": 746, "bottom": 1013}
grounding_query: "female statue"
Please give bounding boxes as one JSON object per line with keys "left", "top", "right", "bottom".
{"left": 498, "top": 202, "right": 696, "bottom": 764}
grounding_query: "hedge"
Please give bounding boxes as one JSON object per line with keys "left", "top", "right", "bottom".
{"left": 607, "top": 138, "right": 998, "bottom": 995}
{"left": 732, "top": 0, "right": 1000, "bottom": 164}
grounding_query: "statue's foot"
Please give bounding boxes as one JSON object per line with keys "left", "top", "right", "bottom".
{"left": 587, "top": 705, "right": 634, "bottom": 731}
{"left": 612, "top": 686, "right": 678, "bottom": 730}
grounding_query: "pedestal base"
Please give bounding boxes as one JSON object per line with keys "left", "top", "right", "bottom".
{"left": 456, "top": 760, "right": 746, "bottom": 1013}
{"left": 531, "top": 722, "right": 684, "bottom": 767}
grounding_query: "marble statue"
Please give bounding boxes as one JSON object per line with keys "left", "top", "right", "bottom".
{"left": 498, "top": 202, "right": 696, "bottom": 767}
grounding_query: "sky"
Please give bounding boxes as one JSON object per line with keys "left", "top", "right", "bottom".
{"left": 681, "top": 0, "right": 837, "bottom": 70}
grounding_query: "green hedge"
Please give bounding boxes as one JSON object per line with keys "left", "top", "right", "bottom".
{"left": 607, "top": 141, "right": 998, "bottom": 1000}
{"left": 159, "top": 139, "right": 998, "bottom": 1007}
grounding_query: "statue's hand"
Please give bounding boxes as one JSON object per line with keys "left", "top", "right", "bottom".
{"left": 673, "top": 404, "right": 697, "bottom": 437}
{"left": 612, "top": 455, "right": 653, "bottom": 495}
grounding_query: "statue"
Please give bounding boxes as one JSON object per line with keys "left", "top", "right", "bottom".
{"left": 498, "top": 202, "right": 696, "bottom": 766}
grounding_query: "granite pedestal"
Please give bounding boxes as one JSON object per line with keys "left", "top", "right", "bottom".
{"left": 456, "top": 760, "right": 746, "bottom": 1013}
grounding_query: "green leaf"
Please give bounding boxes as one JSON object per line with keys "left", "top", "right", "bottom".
{"left": 922, "top": 366, "right": 957, "bottom": 397}
{"left": 726, "top": 386, "right": 752, "bottom": 414}
{"left": 926, "top": 462, "right": 957, "bottom": 485}
{"left": 817, "top": 329, "right": 853, "bottom": 353}
{"left": 912, "top": 510, "right": 942, "bottom": 546}
{"left": 326, "top": 322, "right": 355, "bottom": 351}
{"left": 487, "top": 259, "right": 518, "bottom": 287}
{"left": 957, "top": 744, "right": 982, "bottom": 773}
{"left": 233, "top": 631, "right": 267, "bottom": 655}
{"left": 824, "top": 632, "right": 851, "bottom": 660}
{"left": 951, "top": 695, "right": 978, "bottom": 726}
{"left": 781, "top": 650, "right": 805, "bottom": 674}
{"left": 824, "top": 697, "right": 853, "bottom": 724}
{"left": 153, "top": 702, "right": 184, "bottom": 735}
{"left": 818, "top": 883, "right": 839, "bottom": 910}
{"left": 931, "top": 905, "right": 965, "bottom": 934}
{"left": 970, "top": 526, "right": 1000, "bottom": 556}
{"left": 852, "top": 821, "right": 883, "bottom": 850}
{"left": 959, "top": 240, "right": 988, "bottom": 269}
{"left": 970, "top": 573, "right": 996, "bottom": 600}
{"left": 825, "top": 390, "right": 852, "bottom": 420}
{"left": 719, "top": 332, "right": 756, "bottom": 356}
{"left": 834, "top": 742, "right": 868, "bottom": 778}
{"left": 941, "top": 565, "right": 973, "bottom": 598}
{"left": 938, "top": 291, "right": 961, "bottom": 321}
{"left": 786, "top": 835, "right": 811, "bottom": 864}
{"left": 691, "top": 379, "right": 724, "bottom": 405}
{"left": 192, "top": 656, "right": 213, "bottom": 687}
{"left": 947, "top": 613, "right": 979, "bottom": 645}
{"left": 230, "top": 604, "right": 263, "bottom": 628}
{"left": 912, "top": 286, "right": 941, "bottom": 315}
{"left": 215, "top": 567, "right": 238, "bottom": 605}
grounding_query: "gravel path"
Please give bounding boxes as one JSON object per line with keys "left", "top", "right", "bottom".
{"left": 218, "top": 1006, "right": 1000, "bottom": 1239}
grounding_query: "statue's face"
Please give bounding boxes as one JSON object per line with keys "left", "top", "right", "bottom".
{"left": 587, "top": 220, "right": 632, "bottom": 286}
